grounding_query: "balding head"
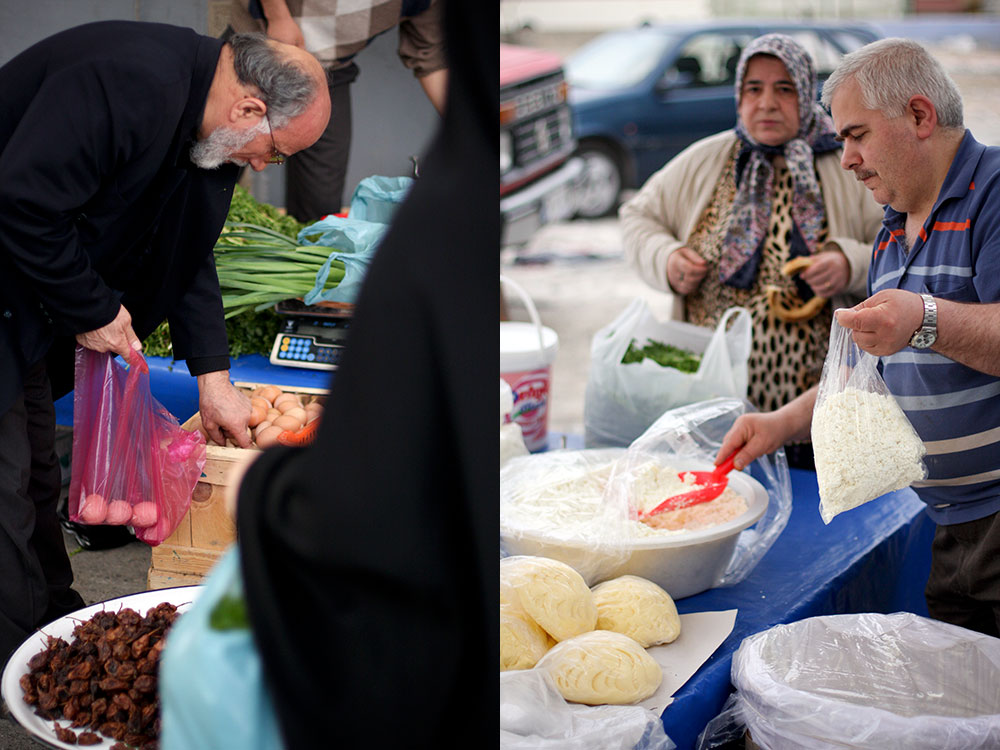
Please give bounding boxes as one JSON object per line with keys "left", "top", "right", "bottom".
{"left": 192, "top": 33, "right": 330, "bottom": 170}
{"left": 228, "top": 33, "right": 330, "bottom": 145}
{"left": 265, "top": 40, "right": 330, "bottom": 153}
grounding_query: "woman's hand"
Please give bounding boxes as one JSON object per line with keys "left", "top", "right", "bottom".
{"left": 800, "top": 250, "right": 850, "bottom": 298}
{"left": 667, "top": 247, "right": 709, "bottom": 295}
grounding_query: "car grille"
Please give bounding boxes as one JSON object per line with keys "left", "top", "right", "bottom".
{"left": 512, "top": 106, "right": 573, "bottom": 167}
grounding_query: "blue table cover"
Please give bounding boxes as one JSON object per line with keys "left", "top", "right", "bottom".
{"left": 55, "top": 354, "right": 334, "bottom": 426}
{"left": 541, "top": 433, "right": 934, "bottom": 750}
{"left": 664, "top": 469, "right": 933, "bottom": 749}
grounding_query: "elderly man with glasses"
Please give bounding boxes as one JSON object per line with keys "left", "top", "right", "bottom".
{"left": 0, "top": 21, "right": 330, "bottom": 665}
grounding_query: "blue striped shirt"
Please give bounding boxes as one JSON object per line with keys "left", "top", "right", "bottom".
{"left": 870, "top": 131, "right": 1000, "bottom": 525}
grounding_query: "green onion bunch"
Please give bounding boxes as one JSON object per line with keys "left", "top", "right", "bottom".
{"left": 214, "top": 222, "right": 344, "bottom": 319}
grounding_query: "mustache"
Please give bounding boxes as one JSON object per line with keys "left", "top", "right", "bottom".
{"left": 855, "top": 169, "right": 877, "bottom": 181}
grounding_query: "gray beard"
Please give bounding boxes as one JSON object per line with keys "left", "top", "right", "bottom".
{"left": 190, "top": 120, "right": 267, "bottom": 169}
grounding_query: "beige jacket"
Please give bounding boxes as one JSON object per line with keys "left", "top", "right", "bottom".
{"left": 619, "top": 130, "right": 885, "bottom": 319}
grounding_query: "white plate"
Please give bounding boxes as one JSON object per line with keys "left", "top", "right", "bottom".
{"left": 1, "top": 586, "right": 203, "bottom": 750}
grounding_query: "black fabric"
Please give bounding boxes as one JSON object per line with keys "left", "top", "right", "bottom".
{"left": 925, "top": 511, "right": 1000, "bottom": 637}
{"left": 0, "top": 362, "right": 80, "bottom": 667}
{"left": 235, "top": 0, "right": 495, "bottom": 745}
{"left": 0, "top": 21, "right": 238, "bottom": 416}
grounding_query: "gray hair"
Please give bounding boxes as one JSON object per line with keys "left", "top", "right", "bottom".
{"left": 821, "top": 37, "right": 964, "bottom": 130}
{"left": 228, "top": 32, "right": 316, "bottom": 128}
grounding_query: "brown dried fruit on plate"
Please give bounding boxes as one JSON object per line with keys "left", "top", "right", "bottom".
{"left": 20, "top": 602, "right": 182, "bottom": 748}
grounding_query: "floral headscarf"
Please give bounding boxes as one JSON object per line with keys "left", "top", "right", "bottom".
{"left": 718, "top": 33, "right": 840, "bottom": 287}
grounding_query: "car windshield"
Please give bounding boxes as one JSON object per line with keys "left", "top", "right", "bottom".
{"left": 566, "top": 30, "right": 680, "bottom": 90}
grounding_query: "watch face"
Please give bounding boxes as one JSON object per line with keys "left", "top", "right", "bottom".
{"left": 911, "top": 330, "right": 937, "bottom": 349}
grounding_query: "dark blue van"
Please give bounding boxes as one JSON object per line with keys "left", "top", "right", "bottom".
{"left": 566, "top": 21, "right": 880, "bottom": 217}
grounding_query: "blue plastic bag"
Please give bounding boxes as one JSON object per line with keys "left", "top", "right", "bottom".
{"left": 298, "top": 175, "right": 413, "bottom": 304}
{"left": 160, "top": 546, "right": 285, "bottom": 750}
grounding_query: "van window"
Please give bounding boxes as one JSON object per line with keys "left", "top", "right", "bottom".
{"left": 667, "top": 32, "right": 755, "bottom": 87}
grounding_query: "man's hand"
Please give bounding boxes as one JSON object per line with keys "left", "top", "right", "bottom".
{"left": 799, "top": 250, "right": 850, "bottom": 299}
{"left": 717, "top": 389, "right": 817, "bottom": 470}
{"left": 75, "top": 305, "right": 142, "bottom": 360}
{"left": 197, "top": 371, "right": 253, "bottom": 448}
{"left": 259, "top": 0, "right": 305, "bottom": 46}
{"left": 836, "top": 289, "right": 925, "bottom": 357}
{"left": 667, "top": 247, "right": 709, "bottom": 295}
{"left": 265, "top": 16, "right": 305, "bottom": 47}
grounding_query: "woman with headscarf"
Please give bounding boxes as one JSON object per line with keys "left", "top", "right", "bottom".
{"left": 620, "top": 33, "right": 883, "bottom": 468}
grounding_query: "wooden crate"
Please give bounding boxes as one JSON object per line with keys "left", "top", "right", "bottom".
{"left": 146, "top": 382, "right": 327, "bottom": 589}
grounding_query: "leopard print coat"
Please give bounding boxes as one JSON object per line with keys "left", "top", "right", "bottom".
{"left": 686, "top": 142, "right": 833, "bottom": 413}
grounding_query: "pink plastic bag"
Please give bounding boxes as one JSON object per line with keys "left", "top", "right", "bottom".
{"left": 67, "top": 347, "right": 207, "bottom": 546}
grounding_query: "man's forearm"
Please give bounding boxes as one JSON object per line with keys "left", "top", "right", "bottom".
{"left": 935, "top": 299, "right": 1000, "bottom": 376}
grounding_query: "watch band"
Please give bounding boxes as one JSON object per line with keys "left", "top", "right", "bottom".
{"left": 919, "top": 293, "right": 938, "bottom": 330}
{"left": 909, "top": 293, "right": 938, "bottom": 349}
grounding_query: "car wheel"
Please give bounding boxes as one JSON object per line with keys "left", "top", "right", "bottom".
{"left": 574, "top": 143, "right": 623, "bottom": 219}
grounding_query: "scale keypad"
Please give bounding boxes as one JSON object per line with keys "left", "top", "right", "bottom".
{"left": 269, "top": 334, "right": 342, "bottom": 370}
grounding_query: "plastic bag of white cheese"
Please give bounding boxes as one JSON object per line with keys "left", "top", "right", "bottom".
{"left": 811, "top": 319, "right": 926, "bottom": 523}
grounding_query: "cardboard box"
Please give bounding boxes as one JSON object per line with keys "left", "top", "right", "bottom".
{"left": 146, "top": 382, "right": 327, "bottom": 589}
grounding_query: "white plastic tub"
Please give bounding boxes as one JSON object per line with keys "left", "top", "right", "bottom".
{"left": 500, "top": 451, "right": 768, "bottom": 599}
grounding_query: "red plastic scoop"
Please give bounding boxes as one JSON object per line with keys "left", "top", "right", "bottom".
{"left": 639, "top": 452, "right": 739, "bottom": 518}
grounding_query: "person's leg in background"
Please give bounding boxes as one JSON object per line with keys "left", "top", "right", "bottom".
{"left": 924, "top": 513, "right": 1000, "bottom": 637}
{"left": 285, "top": 63, "right": 358, "bottom": 223}
{"left": 0, "top": 361, "right": 82, "bottom": 665}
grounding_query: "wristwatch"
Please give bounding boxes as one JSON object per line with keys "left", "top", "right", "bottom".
{"left": 909, "top": 293, "right": 938, "bottom": 349}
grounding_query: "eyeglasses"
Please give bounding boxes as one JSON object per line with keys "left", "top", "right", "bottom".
{"left": 264, "top": 112, "right": 287, "bottom": 165}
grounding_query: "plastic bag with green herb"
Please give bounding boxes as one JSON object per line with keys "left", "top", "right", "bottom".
{"left": 160, "top": 546, "right": 284, "bottom": 750}
{"left": 584, "top": 299, "right": 752, "bottom": 448}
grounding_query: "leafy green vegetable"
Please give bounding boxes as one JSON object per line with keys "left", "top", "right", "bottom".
{"left": 209, "top": 592, "right": 250, "bottom": 631}
{"left": 225, "top": 183, "right": 305, "bottom": 238}
{"left": 142, "top": 185, "right": 339, "bottom": 357}
{"left": 622, "top": 338, "right": 701, "bottom": 373}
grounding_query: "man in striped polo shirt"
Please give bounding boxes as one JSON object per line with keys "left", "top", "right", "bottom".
{"left": 717, "top": 38, "right": 1000, "bottom": 635}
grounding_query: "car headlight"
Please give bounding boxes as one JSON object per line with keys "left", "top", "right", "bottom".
{"left": 500, "top": 130, "right": 513, "bottom": 174}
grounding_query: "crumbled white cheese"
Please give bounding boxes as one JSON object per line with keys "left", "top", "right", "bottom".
{"left": 500, "top": 460, "right": 724, "bottom": 540}
{"left": 811, "top": 387, "right": 926, "bottom": 523}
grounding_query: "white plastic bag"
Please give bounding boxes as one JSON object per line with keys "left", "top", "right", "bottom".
{"left": 584, "top": 299, "right": 751, "bottom": 448}
{"left": 811, "top": 318, "right": 926, "bottom": 523}
{"left": 500, "top": 449, "right": 634, "bottom": 583}
{"left": 500, "top": 668, "right": 675, "bottom": 750}
{"left": 621, "top": 398, "right": 791, "bottom": 588}
{"left": 499, "top": 399, "right": 790, "bottom": 591}
{"left": 720, "top": 613, "right": 1000, "bottom": 750}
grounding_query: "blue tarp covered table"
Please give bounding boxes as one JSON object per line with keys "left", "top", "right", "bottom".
{"left": 541, "top": 434, "right": 934, "bottom": 750}
{"left": 664, "top": 469, "right": 933, "bottom": 750}
{"left": 54, "top": 354, "right": 334, "bottom": 426}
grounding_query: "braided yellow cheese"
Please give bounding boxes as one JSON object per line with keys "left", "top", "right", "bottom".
{"left": 536, "top": 630, "right": 663, "bottom": 704}
{"left": 500, "top": 556, "right": 598, "bottom": 642}
{"left": 500, "top": 602, "right": 555, "bottom": 670}
{"left": 591, "top": 575, "right": 681, "bottom": 647}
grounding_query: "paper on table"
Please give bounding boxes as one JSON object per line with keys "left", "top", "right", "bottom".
{"left": 639, "top": 609, "right": 738, "bottom": 715}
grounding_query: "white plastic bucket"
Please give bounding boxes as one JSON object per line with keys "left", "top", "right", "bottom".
{"left": 500, "top": 275, "right": 559, "bottom": 452}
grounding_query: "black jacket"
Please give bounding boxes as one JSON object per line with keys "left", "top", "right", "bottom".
{"left": 0, "top": 21, "right": 238, "bottom": 414}
{"left": 234, "top": 0, "right": 496, "bottom": 744}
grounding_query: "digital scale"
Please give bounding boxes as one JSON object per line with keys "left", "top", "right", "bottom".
{"left": 268, "top": 299, "right": 354, "bottom": 370}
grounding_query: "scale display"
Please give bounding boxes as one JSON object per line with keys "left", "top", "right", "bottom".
{"left": 269, "top": 303, "right": 353, "bottom": 370}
